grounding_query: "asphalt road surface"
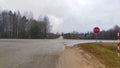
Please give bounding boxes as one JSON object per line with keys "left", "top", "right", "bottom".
{"left": 0, "top": 39, "right": 115, "bottom": 68}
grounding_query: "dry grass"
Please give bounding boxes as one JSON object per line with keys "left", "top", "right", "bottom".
{"left": 77, "top": 42, "right": 120, "bottom": 68}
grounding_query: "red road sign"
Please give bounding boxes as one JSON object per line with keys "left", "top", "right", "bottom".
{"left": 93, "top": 27, "right": 100, "bottom": 34}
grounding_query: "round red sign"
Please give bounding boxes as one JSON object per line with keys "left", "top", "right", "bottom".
{"left": 93, "top": 27, "right": 100, "bottom": 33}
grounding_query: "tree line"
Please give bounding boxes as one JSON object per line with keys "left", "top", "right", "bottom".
{"left": 0, "top": 10, "right": 52, "bottom": 39}
{"left": 63, "top": 25, "right": 120, "bottom": 40}
{"left": 0, "top": 10, "right": 119, "bottom": 40}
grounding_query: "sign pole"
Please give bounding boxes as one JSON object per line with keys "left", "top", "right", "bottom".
{"left": 117, "top": 32, "right": 120, "bottom": 68}
{"left": 117, "top": 32, "right": 120, "bottom": 57}
{"left": 93, "top": 27, "right": 100, "bottom": 43}
{"left": 96, "top": 33, "right": 97, "bottom": 43}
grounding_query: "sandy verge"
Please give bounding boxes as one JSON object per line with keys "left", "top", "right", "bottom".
{"left": 56, "top": 46, "right": 106, "bottom": 68}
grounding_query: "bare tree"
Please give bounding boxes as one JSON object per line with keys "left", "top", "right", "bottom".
{"left": 0, "top": 10, "right": 51, "bottom": 39}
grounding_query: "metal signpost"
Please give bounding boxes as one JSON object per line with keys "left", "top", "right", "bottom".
{"left": 117, "top": 31, "right": 120, "bottom": 57}
{"left": 93, "top": 27, "right": 100, "bottom": 42}
{"left": 117, "top": 29, "right": 120, "bottom": 68}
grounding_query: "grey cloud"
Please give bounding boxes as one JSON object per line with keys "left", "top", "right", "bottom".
{"left": 1, "top": 0, "right": 120, "bottom": 33}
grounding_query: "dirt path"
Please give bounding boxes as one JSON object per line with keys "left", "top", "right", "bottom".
{"left": 56, "top": 46, "right": 106, "bottom": 68}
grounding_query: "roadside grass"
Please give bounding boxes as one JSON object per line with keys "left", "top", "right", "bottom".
{"left": 77, "top": 42, "right": 120, "bottom": 68}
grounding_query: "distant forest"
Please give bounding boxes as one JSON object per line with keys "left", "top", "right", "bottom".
{"left": 0, "top": 10, "right": 120, "bottom": 39}
{"left": 0, "top": 10, "right": 59, "bottom": 39}
{"left": 63, "top": 25, "right": 120, "bottom": 40}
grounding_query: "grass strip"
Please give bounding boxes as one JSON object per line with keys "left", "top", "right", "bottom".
{"left": 77, "top": 43, "right": 120, "bottom": 68}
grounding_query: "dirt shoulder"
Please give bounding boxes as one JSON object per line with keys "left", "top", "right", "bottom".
{"left": 56, "top": 46, "right": 106, "bottom": 68}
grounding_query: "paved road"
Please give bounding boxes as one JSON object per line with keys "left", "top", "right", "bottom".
{"left": 0, "top": 39, "right": 115, "bottom": 68}
{"left": 0, "top": 39, "right": 65, "bottom": 68}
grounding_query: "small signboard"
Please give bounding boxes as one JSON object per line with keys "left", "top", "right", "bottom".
{"left": 93, "top": 27, "right": 100, "bottom": 34}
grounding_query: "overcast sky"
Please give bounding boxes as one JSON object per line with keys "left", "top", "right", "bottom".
{"left": 0, "top": 0, "right": 120, "bottom": 33}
